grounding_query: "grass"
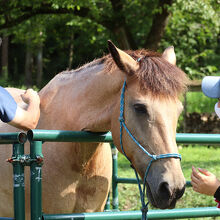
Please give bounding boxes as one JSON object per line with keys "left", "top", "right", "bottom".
{"left": 115, "top": 145, "right": 220, "bottom": 219}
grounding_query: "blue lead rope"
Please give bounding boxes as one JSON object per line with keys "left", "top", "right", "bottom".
{"left": 119, "top": 81, "right": 181, "bottom": 220}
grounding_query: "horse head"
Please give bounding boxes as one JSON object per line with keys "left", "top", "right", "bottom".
{"left": 108, "top": 41, "right": 187, "bottom": 209}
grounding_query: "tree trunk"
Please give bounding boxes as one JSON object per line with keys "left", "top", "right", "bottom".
{"left": 113, "top": 27, "right": 130, "bottom": 50}
{"left": 144, "top": 0, "right": 173, "bottom": 51}
{"left": 1, "top": 35, "right": 9, "bottom": 80}
{"left": 36, "top": 44, "right": 43, "bottom": 87}
{"left": 25, "top": 39, "right": 33, "bottom": 87}
{"left": 183, "top": 93, "right": 187, "bottom": 133}
{"left": 109, "top": 0, "right": 137, "bottom": 50}
{"left": 112, "top": 26, "right": 137, "bottom": 50}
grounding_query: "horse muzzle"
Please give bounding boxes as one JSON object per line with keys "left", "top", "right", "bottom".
{"left": 146, "top": 180, "right": 185, "bottom": 209}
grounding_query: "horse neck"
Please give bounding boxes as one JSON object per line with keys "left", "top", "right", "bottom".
{"left": 38, "top": 63, "right": 124, "bottom": 132}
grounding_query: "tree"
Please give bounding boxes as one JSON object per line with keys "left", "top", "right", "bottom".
{"left": 0, "top": 0, "right": 172, "bottom": 50}
{"left": 161, "top": 0, "right": 220, "bottom": 79}
{"left": 0, "top": 0, "right": 219, "bottom": 87}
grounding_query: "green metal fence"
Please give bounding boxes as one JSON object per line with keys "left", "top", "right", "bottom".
{"left": 2, "top": 130, "right": 220, "bottom": 220}
{"left": 0, "top": 132, "right": 27, "bottom": 220}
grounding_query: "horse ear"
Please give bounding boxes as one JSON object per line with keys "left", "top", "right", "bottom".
{"left": 107, "top": 40, "right": 138, "bottom": 75}
{"left": 162, "top": 46, "right": 176, "bottom": 65}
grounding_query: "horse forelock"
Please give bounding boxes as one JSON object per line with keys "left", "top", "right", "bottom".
{"left": 104, "top": 50, "right": 188, "bottom": 97}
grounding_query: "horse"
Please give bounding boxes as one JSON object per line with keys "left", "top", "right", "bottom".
{"left": 0, "top": 41, "right": 188, "bottom": 218}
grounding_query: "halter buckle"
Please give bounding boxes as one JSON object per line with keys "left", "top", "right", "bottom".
{"left": 141, "top": 204, "right": 149, "bottom": 213}
{"left": 118, "top": 116, "right": 124, "bottom": 123}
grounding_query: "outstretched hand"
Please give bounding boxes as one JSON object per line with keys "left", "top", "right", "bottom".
{"left": 191, "top": 166, "right": 220, "bottom": 196}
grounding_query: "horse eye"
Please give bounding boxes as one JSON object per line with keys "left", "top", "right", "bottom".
{"left": 133, "top": 104, "right": 147, "bottom": 114}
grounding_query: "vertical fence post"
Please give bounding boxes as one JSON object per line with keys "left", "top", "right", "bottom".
{"left": 104, "top": 193, "right": 111, "bottom": 211}
{"left": 30, "top": 141, "right": 43, "bottom": 220}
{"left": 13, "top": 143, "right": 25, "bottom": 220}
{"left": 111, "top": 143, "right": 119, "bottom": 211}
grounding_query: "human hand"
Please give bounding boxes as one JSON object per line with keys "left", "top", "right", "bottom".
{"left": 21, "top": 89, "right": 40, "bottom": 105}
{"left": 191, "top": 166, "right": 220, "bottom": 196}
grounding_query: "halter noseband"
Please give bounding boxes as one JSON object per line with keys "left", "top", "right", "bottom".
{"left": 119, "top": 81, "right": 181, "bottom": 220}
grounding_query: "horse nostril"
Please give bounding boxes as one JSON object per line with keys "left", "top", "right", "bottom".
{"left": 175, "top": 185, "right": 185, "bottom": 199}
{"left": 158, "top": 182, "right": 171, "bottom": 200}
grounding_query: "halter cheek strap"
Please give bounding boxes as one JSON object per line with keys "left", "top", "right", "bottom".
{"left": 119, "top": 81, "right": 181, "bottom": 220}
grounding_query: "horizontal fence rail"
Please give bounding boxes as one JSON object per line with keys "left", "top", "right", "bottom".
{"left": 27, "top": 130, "right": 113, "bottom": 143}
{"left": 176, "top": 133, "right": 220, "bottom": 144}
{"left": 28, "top": 130, "right": 220, "bottom": 144}
{"left": 0, "top": 132, "right": 26, "bottom": 144}
{"left": 43, "top": 207, "right": 220, "bottom": 220}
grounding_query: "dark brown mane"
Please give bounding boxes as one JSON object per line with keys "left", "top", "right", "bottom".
{"left": 104, "top": 50, "right": 188, "bottom": 97}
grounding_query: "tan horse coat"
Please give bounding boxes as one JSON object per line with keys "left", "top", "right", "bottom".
{"left": 0, "top": 42, "right": 188, "bottom": 217}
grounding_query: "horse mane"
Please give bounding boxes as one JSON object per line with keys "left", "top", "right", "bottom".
{"left": 104, "top": 50, "right": 188, "bottom": 97}
{"left": 60, "top": 49, "right": 188, "bottom": 97}
{"left": 60, "top": 58, "right": 106, "bottom": 75}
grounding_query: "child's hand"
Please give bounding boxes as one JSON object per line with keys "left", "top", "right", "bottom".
{"left": 191, "top": 166, "right": 220, "bottom": 196}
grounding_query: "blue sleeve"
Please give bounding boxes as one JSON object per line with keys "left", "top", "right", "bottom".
{"left": 0, "top": 86, "right": 17, "bottom": 123}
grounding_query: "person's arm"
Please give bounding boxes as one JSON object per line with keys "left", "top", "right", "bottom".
{"left": 8, "top": 89, "right": 40, "bottom": 130}
{"left": 191, "top": 166, "right": 220, "bottom": 198}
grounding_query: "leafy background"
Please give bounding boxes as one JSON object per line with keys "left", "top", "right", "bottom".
{"left": 0, "top": 0, "right": 219, "bottom": 87}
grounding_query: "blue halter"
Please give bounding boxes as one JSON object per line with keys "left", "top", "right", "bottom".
{"left": 119, "top": 81, "right": 181, "bottom": 220}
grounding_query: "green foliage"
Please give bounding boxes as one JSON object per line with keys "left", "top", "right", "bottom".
{"left": 161, "top": 0, "right": 220, "bottom": 79}
{"left": 0, "top": 0, "right": 219, "bottom": 86}
{"left": 186, "top": 92, "right": 217, "bottom": 113}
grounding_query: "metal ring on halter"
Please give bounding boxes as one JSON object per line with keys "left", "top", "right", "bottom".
{"left": 151, "top": 155, "right": 157, "bottom": 161}
{"left": 118, "top": 80, "right": 181, "bottom": 220}
{"left": 118, "top": 116, "right": 124, "bottom": 123}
